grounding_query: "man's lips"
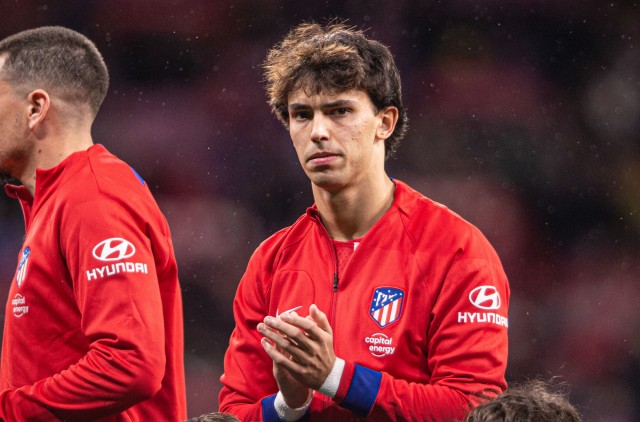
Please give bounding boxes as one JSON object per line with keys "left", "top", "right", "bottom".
{"left": 307, "top": 152, "right": 339, "bottom": 163}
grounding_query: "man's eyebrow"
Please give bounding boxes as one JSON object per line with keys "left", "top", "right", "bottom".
{"left": 322, "top": 99, "right": 355, "bottom": 108}
{"left": 288, "top": 99, "right": 356, "bottom": 110}
{"left": 288, "top": 103, "right": 310, "bottom": 111}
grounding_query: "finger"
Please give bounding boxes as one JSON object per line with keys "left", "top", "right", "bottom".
{"left": 261, "top": 337, "right": 304, "bottom": 372}
{"left": 263, "top": 315, "right": 304, "bottom": 337}
{"left": 258, "top": 322, "right": 314, "bottom": 363}
{"left": 280, "top": 312, "right": 335, "bottom": 350}
{"left": 264, "top": 314, "right": 317, "bottom": 347}
{"left": 309, "top": 304, "right": 332, "bottom": 335}
{"left": 266, "top": 313, "right": 330, "bottom": 355}
{"left": 258, "top": 322, "right": 300, "bottom": 349}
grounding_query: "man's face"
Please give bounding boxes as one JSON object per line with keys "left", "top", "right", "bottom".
{"left": 0, "top": 58, "right": 30, "bottom": 182}
{"left": 287, "top": 88, "right": 385, "bottom": 192}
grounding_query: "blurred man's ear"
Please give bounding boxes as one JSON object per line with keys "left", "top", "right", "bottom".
{"left": 27, "top": 89, "right": 50, "bottom": 130}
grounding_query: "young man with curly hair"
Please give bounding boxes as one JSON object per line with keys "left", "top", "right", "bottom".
{"left": 219, "top": 22, "right": 510, "bottom": 421}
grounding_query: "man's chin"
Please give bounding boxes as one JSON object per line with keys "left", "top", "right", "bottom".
{"left": 310, "top": 177, "right": 344, "bottom": 193}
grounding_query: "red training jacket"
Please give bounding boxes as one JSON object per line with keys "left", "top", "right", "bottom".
{"left": 1, "top": 144, "right": 186, "bottom": 421}
{"left": 219, "top": 179, "right": 509, "bottom": 421}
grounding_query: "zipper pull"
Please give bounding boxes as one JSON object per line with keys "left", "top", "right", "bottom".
{"left": 333, "top": 273, "right": 338, "bottom": 292}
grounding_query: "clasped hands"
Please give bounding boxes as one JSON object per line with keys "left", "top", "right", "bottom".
{"left": 257, "top": 304, "right": 336, "bottom": 408}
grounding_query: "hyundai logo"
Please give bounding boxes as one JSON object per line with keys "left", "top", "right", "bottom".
{"left": 92, "top": 238, "right": 136, "bottom": 261}
{"left": 469, "top": 285, "right": 501, "bottom": 310}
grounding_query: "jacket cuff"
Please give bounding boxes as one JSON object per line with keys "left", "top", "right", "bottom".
{"left": 333, "top": 362, "right": 382, "bottom": 417}
{"left": 318, "top": 358, "right": 345, "bottom": 398}
{"left": 333, "top": 360, "right": 355, "bottom": 403}
{"left": 274, "top": 391, "right": 312, "bottom": 421}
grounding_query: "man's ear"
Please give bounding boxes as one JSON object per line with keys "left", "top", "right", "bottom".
{"left": 27, "top": 89, "right": 50, "bottom": 130}
{"left": 376, "top": 106, "right": 399, "bottom": 141}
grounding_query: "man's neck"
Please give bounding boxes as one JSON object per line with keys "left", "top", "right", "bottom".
{"left": 313, "top": 175, "right": 396, "bottom": 241}
{"left": 19, "top": 131, "right": 94, "bottom": 196}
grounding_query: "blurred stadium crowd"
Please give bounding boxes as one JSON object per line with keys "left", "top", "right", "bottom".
{"left": 0, "top": 1, "right": 638, "bottom": 420}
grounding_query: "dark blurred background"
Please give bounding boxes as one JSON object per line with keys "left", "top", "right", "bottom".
{"left": 0, "top": 0, "right": 639, "bottom": 420}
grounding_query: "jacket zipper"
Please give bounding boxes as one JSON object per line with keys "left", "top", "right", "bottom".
{"left": 313, "top": 212, "right": 340, "bottom": 411}
{"left": 323, "top": 227, "right": 339, "bottom": 329}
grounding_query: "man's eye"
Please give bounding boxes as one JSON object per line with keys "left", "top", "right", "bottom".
{"left": 291, "top": 111, "right": 311, "bottom": 120}
{"left": 332, "top": 108, "right": 350, "bottom": 115}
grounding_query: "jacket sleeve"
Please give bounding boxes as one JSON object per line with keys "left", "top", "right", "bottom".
{"left": 218, "top": 246, "right": 289, "bottom": 421}
{"left": 0, "top": 196, "right": 167, "bottom": 421}
{"left": 330, "top": 232, "right": 510, "bottom": 421}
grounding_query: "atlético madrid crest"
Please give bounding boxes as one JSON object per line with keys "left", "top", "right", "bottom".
{"left": 369, "top": 287, "right": 405, "bottom": 328}
{"left": 15, "top": 247, "right": 30, "bottom": 288}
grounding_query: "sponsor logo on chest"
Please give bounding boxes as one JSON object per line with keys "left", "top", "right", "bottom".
{"left": 364, "top": 332, "right": 397, "bottom": 358}
{"left": 12, "top": 293, "right": 29, "bottom": 318}
{"left": 85, "top": 238, "right": 148, "bottom": 281}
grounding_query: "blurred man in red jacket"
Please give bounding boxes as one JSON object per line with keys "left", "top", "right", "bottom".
{"left": 0, "top": 26, "right": 186, "bottom": 421}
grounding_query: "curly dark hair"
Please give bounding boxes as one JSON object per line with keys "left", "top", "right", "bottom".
{"left": 263, "top": 21, "right": 407, "bottom": 159}
{"left": 184, "top": 412, "right": 239, "bottom": 422}
{"left": 0, "top": 26, "right": 109, "bottom": 116}
{"left": 464, "top": 380, "right": 581, "bottom": 422}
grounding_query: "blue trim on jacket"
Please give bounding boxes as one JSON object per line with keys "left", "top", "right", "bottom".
{"left": 340, "top": 364, "right": 382, "bottom": 417}
{"left": 261, "top": 394, "right": 282, "bottom": 422}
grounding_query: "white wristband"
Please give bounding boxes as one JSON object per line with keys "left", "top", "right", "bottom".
{"left": 318, "top": 357, "right": 345, "bottom": 398}
{"left": 274, "top": 390, "right": 312, "bottom": 422}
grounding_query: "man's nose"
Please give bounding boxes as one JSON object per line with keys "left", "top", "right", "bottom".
{"left": 310, "top": 114, "right": 330, "bottom": 142}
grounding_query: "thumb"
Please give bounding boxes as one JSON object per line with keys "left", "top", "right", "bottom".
{"left": 308, "top": 304, "right": 332, "bottom": 335}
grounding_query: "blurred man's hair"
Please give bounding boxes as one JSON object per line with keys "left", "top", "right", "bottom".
{"left": 184, "top": 412, "right": 239, "bottom": 422}
{"left": 0, "top": 26, "right": 109, "bottom": 116}
{"left": 464, "top": 379, "right": 581, "bottom": 422}
{"left": 263, "top": 21, "right": 407, "bottom": 158}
